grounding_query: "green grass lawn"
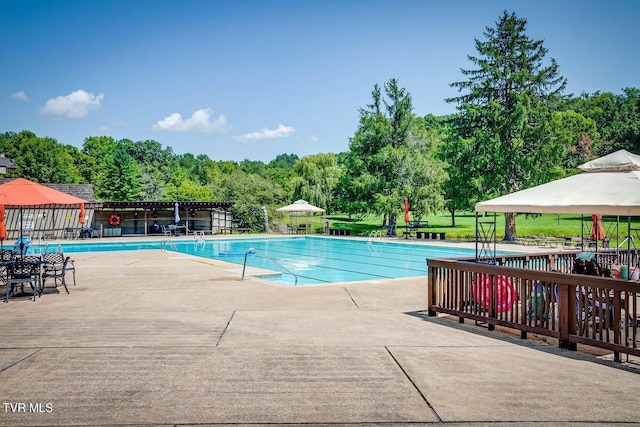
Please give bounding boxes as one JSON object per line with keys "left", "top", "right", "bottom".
{"left": 315, "top": 212, "right": 637, "bottom": 245}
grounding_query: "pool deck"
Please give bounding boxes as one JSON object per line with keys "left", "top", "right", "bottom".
{"left": 1, "top": 235, "right": 639, "bottom": 426}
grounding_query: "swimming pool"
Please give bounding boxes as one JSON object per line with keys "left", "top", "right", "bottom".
{"left": 34, "top": 237, "right": 499, "bottom": 285}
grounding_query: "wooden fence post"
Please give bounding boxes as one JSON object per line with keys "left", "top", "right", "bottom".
{"left": 558, "top": 282, "right": 577, "bottom": 350}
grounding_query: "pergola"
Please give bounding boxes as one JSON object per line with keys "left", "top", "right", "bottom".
{"left": 98, "top": 201, "right": 235, "bottom": 236}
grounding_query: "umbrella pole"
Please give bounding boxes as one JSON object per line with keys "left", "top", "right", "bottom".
{"left": 628, "top": 216, "right": 632, "bottom": 280}
{"left": 19, "top": 206, "right": 23, "bottom": 254}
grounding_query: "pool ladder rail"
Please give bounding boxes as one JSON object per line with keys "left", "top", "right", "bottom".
{"left": 367, "top": 229, "right": 383, "bottom": 242}
{"left": 241, "top": 247, "right": 299, "bottom": 285}
{"left": 160, "top": 239, "right": 178, "bottom": 251}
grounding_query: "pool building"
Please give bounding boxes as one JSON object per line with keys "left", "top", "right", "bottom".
{"left": 0, "top": 179, "right": 235, "bottom": 239}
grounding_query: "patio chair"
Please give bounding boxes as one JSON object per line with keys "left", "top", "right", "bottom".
{"left": 0, "top": 249, "right": 13, "bottom": 262}
{"left": 5, "top": 257, "right": 41, "bottom": 302}
{"left": 553, "top": 283, "right": 614, "bottom": 332}
{"left": 566, "top": 253, "right": 615, "bottom": 330}
{"left": 160, "top": 225, "right": 171, "bottom": 237}
{"left": 0, "top": 249, "right": 14, "bottom": 291}
{"left": 41, "top": 252, "right": 75, "bottom": 294}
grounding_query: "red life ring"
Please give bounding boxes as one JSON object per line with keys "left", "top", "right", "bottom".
{"left": 472, "top": 274, "right": 515, "bottom": 313}
{"left": 108, "top": 213, "right": 121, "bottom": 227}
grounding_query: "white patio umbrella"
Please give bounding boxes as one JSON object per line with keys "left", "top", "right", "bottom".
{"left": 475, "top": 149, "right": 640, "bottom": 273}
{"left": 476, "top": 150, "right": 640, "bottom": 215}
{"left": 174, "top": 202, "right": 180, "bottom": 224}
{"left": 276, "top": 200, "right": 325, "bottom": 233}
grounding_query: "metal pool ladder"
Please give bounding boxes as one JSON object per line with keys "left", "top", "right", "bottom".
{"left": 367, "top": 229, "right": 383, "bottom": 241}
{"left": 241, "top": 247, "right": 298, "bottom": 285}
{"left": 160, "top": 239, "right": 178, "bottom": 251}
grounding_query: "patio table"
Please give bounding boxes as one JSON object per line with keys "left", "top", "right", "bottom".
{"left": 2, "top": 257, "right": 44, "bottom": 302}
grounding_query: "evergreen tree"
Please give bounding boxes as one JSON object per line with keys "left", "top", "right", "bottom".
{"left": 448, "top": 11, "right": 567, "bottom": 240}
{"left": 95, "top": 149, "right": 145, "bottom": 201}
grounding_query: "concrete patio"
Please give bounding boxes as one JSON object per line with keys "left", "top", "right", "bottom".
{"left": 1, "top": 242, "right": 639, "bottom": 426}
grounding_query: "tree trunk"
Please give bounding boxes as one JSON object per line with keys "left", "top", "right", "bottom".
{"left": 504, "top": 212, "right": 517, "bottom": 241}
{"left": 450, "top": 208, "right": 456, "bottom": 227}
{"left": 389, "top": 213, "right": 397, "bottom": 236}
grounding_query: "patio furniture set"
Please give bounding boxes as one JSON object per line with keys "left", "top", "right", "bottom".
{"left": 1, "top": 249, "right": 75, "bottom": 302}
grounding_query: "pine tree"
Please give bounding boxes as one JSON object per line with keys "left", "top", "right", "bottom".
{"left": 448, "top": 10, "right": 567, "bottom": 240}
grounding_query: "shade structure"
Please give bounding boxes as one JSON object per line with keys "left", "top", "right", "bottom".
{"left": 475, "top": 150, "right": 640, "bottom": 216}
{"left": 0, "top": 178, "right": 88, "bottom": 207}
{"left": 276, "top": 199, "right": 325, "bottom": 214}
{"left": 0, "top": 178, "right": 88, "bottom": 251}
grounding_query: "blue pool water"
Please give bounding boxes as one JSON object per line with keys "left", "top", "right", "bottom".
{"left": 34, "top": 237, "right": 494, "bottom": 285}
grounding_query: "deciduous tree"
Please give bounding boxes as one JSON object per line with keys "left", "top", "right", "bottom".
{"left": 338, "top": 79, "right": 446, "bottom": 230}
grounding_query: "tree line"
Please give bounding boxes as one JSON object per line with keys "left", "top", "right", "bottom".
{"left": 1, "top": 11, "right": 639, "bottom": 236}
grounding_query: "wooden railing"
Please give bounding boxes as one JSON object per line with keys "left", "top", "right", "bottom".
{"left": 427, "top": 250, "right": 640, "bottom": 362}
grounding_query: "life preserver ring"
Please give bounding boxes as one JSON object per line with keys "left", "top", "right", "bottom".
{"left": 473, "top": 274, "right": 515, "bottom": 313}
{"left": 109, "top": 213, "right": 121, "bottom": 227}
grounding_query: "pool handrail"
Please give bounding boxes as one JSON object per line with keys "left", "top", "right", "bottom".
{"left": 160, "top": 239, "right": 178, "bottom": 251}
{"left": 241, "top": 247, "right": 298, "bottom": 285}
{"left": 367, "top": 229, "right": 383, "bottom": 241}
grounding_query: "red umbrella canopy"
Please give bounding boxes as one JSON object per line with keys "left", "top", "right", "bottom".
{"left": 0, "top": 178, "right": 87, "bottom": 207}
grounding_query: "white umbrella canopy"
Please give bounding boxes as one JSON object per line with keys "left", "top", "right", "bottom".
{"left": 475, "top": 150, "right": 640, "bottom": 216}
{"left": 276, "top": 199, "right": 325, "bottom": 214}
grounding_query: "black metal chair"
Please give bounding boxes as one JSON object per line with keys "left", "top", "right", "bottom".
{"left": 41, "top": 252, "right": 75, "bottom": 294}
{"left": 5, "top": 257, "right": 41, "bottom": 302}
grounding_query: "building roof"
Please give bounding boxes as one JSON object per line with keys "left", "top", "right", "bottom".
{"left": 45, "top": 184, "right": 97, "bottom": 202}
{"left": 0, "top": 178, "right": 233, "bottom": 210}
{"left": 100, "top": 201, "right": 234, "bottom": 210}
{"left": 0, "top": 154, "right": 16, "bottom": 170}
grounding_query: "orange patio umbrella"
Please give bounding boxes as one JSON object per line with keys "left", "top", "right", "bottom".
{"left": 0, "top": 178, "right": 88, "bottom": 251}
{"left": 79, "top": 203, "right": 86, "bottom": 225}
{"left": 0, "top": 204, "right": 6, "bottom": 246}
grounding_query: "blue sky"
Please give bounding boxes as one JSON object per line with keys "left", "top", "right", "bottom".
{"left": 1, "top": 0, "right": 639, "bottom": 162}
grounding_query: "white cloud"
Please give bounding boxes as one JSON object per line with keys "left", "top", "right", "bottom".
{"left": 10, "top": 91, "right": 29, "bottom": 102}
{"left": 151, "top": 108, "right": 228, "bottom": 133}
{"left": 234, "top": 124, "right": 295, "bottom": 141}
{"left": 40, "top": 90, "right": 104, "bottom": 118}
